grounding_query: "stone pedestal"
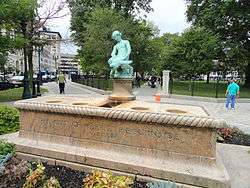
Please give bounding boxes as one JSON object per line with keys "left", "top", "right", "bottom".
{"left": 162, "top": 70, "right": 170, "bottom": 96}
{"left": 109, "top": 79, "right": 136, "bottom": 102}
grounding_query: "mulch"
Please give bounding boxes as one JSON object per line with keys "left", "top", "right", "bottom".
{"left": 223, "top": 131, "right": 250, "bottom": 146}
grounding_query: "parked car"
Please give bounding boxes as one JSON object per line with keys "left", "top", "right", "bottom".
{"left": 9, "top": 75, "right": 24, "bottom": 87}
{"left": 0, "top": 75, "right": 15, "bottom": 90}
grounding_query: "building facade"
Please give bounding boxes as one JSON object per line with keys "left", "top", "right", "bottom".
{"left": 5, "top": 29, "right": 61, "bottom": 76}
{"left": 59, "top": 53, "right": 80, "bottom": 75}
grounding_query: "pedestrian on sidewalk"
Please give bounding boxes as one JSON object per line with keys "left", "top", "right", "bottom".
{"left": 225, "top": 78, "right": 240, "bottom": 111}
{"left": 57, "top": 71, "right": 66, "bottom": 94}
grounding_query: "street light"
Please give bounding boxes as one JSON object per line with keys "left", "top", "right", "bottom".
{"left": 36, "top": 45, "right": 43, "bottom": 96}
{"left": 22, "top": 48, "right": 32, "bottom": 99}
{"left": 212, "top": 60, "right": 221, "bottom": 98}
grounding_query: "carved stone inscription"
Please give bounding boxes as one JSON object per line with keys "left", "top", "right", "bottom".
{"left": 21, "top": 111, "right": 214, "bottom": 157}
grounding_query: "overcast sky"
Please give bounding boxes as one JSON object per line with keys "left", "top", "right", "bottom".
{"left": 47, "top": 0, "right": 189, "bottom": 54}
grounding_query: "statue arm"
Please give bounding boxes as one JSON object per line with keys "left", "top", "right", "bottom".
{"left": 125, "top": 41, "right": 131, "bottom": 59}
{"left": 111, "top": 45, "right": 117, "bottom": 57}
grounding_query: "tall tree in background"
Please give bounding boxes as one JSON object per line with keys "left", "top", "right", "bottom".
{"left": 68, "top": 0, "right": 156, "bottom": 75}
{"left": 0, "top": 0, "right": 67, "bottom": 98}
{"left": 164, "top": 27, "right": 219, "bottom": 80}
{"left": 77, "top": 7, "right": 157, "bottom": 75}
{"left": 68, "top": 0, "right": 153, "bottom": 45}
{"left": 186, "top": 0, "right": 250, "bottom": 86}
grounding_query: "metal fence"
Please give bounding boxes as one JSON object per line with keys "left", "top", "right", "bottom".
{"left": 71, "top": 75, "right": 113, "bottom": 91}
{"left": 169, "top": 79, "right": 249, "bottom": 98}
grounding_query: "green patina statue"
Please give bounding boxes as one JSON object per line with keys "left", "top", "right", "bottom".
{"left": 108, "top": 31, "right": 133, "bottom": 79}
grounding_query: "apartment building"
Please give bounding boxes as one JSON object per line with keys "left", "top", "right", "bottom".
{"left": 4, "top": 29, "right": 61, "bottom": 76}
{"left": 59, "top": 53, "right": 80, "bottom": 75}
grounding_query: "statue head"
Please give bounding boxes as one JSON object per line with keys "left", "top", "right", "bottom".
{"left": 112, "top": 31, "right": 122, "bottom": 42}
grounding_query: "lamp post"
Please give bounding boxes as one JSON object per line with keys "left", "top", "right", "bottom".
{"left": 36, "top": 46, "right": 43, "bottom": 96}
{"left": 22, "top": 48, "right": 32, "bottom": 99}
{"left": 213, "top": 60, "right": 220, "bottom": 98}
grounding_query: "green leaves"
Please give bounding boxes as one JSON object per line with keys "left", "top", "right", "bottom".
{"left": 160, "top": 27, "right": 219, "bottom": 78}
{"left": 0, "top": 140, "right": 15, "bottom": 156}
{"left": 0, "top": 105, "right": 20, "bottom": 135}
{"left": 185, "top": 0, "right": 250, "bottom": 85}
{"left": 75, "top": 7, "right": 157, "bottom": 75}
{"left": 83, "top": 170, "right": 134, "bottom": 188}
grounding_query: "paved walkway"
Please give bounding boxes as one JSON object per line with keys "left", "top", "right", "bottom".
{"left": 41, "top": 81, "right": 250, "bottom": 134}
{"left": 134, "top": 84, "right": 250, "bottom": 134}
{"left": 42, "top": 80, "right": 102, "bottom": 97}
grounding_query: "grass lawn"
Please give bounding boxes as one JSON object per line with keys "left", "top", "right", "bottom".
{"left": 0, "top": 87, "right": 49, "bottom": 102}
{"left": 170, "top": 81, "right": 250, "bottom": 98}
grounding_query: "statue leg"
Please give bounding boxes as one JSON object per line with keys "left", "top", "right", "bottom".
{"left": 110, "top": 69, "right": 114, "bottom": 78}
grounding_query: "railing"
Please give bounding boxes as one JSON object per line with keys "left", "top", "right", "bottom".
{"left": 169, "top": 79, "right": 249, "bottom": 98}
{"left": 71, "top": 75, "right": 113, "bottom": 91}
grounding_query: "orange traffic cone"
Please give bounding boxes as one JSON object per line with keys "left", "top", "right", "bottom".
{"left": 155, "top": 94, "right": 161, "bottom": 102}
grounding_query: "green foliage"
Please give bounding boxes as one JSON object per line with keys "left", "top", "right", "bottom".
{"left": 23, "top": 163, "right": 46, "bottom": 188}
{"left": 76, "top": 7, "right": 157, "bottom": 75}
{"left": 83, "top": 170, "right": 134, "bottom": 188}
{"left": 0, "top": 105, "right": 19, "bottom": 135}
{"left": 161, "top": 27, "right": 219, "bottom": 78}
{"left": 185, "top": 0, "right": 250, "bottom": 86}
{"left": 0, "top": 87, "right": 48, "bottom": 102}
{"left": 42, "top": 177, "right": 61, "bottom": 188}
{"left": 22, "top": 163, "right": 62, "bottom": 188}
{"left": 68, "top": 0, "right": 152, "bottom": 43}
{"left": 147, "top": 181, "right": 176, "bottom": 188}
{"left": 0, "top": 140, "right": 15, "bottom": 156}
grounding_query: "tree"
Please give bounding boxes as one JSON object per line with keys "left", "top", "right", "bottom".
{"left": 76, "top": 7, "right": 157, "bottom": 75}
{"left": 0, "top": 0, "right": 67, "bottom": 98}
{"left": 185, "top": 0, "right": 250, "bottom": 86}
{"left": 163, "top": 27, "right": 219, "bottom": 80}
{"left": 68, "top": 0, "right": 153, "bottom": 46}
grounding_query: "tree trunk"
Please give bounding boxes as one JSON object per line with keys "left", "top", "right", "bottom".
{"left": 206, "top": 72, "right": 210, "bottom": 84}
{"left": 27, "top": 45, "right": 33, "bottom": 85}
{"left": 244, "top": 63, "right": 250, "bottom": 88}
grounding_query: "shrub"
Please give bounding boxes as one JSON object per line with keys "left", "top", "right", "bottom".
{"left": 83, "top": 170, "right": 133, "bottom": 188}
{"left": 217, "top": 128, "right": 236, "bottom": 143}
{"left": 0, "top": 105, "right": 20, "bottom": 135}
{"left": 22, "top": 163, "right": 46, "bottom": 188}
{"left": 0, "top": 140, "right": 15, "bottom": 156}
{"left": 42, "top": 177, "right": 61, "bottom": 188}
{"left": 22, "top": 163, "right": 62, "bottom": 188}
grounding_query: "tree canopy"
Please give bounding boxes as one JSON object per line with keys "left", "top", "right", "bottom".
{"left": 186, "top": 0, "right": 250, "bottom": 85}
{"left": 162, "top": 27, "right": 219, "bottom": 79}
{"left": 77, "top": 7, "right": 157, "bottom": 75}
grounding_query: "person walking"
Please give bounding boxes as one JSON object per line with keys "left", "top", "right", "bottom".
{"left": 57, "top": 71, "right": 66, "bottom": 94}
{"left": 225, "top": 78, "right": 240, "bottom": 111}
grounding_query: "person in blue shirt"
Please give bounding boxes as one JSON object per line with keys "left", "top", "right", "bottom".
{"left": 225, "top": 78, "right": 240, "bottom": 110}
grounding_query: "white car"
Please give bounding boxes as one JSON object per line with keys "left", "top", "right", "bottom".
{"left": 9, "top": 76, "right": 24, "bottom": 86}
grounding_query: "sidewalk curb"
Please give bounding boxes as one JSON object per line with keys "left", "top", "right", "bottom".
{"left": 70, "top": 81, "right": 111, "bottom": 95}
{"left": 160, "top": 94, "right": 250, "bottom": 103}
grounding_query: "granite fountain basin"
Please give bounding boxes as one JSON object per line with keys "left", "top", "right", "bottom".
{"left": 5, "top": 95, "right": 230, "bottom": 188}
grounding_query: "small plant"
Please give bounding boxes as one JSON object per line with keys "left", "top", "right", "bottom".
{"left": 22, "top": 163, "right": 46, "bottom": 188}
{"left": 217, "top": 128, "right": 236, "bottom": 142}
{"left": 42, "top": 177, "right": 62, "bottom": 188}
{"left": 0, "top": 140, "right": 15, "bottom": 156}
{"left": 0, "top": 105, "right": 20, "bottom": 135}
{"left": 1, "top": 157, "right": 29, "bottom": 187}
{"left": 147, "top": 181, "right": 176, "bottom": 188}
{"left": 83, "top": 170, "right": 133, "bottom": 188}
